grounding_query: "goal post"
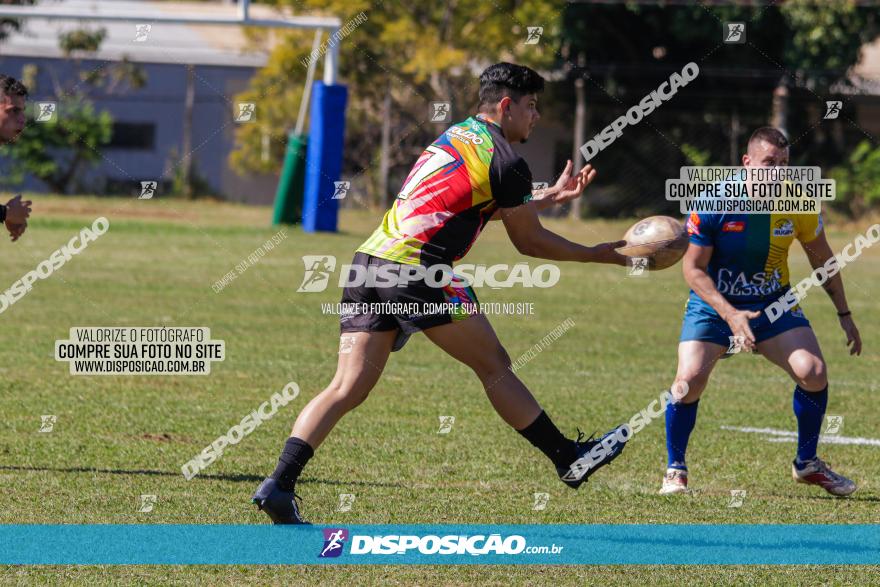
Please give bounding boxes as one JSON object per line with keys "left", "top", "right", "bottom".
{"left": 302, "top": 82, "right": 347, "bottom": 232}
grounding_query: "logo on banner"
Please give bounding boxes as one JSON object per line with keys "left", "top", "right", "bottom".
{"left": 319, "top": 528, "right": 349, "bottom": 558}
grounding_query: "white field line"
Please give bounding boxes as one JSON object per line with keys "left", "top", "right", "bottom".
{"left": 721, "top": 425, "right": 880, "bottom": 447}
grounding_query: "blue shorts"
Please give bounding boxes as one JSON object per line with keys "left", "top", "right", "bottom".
{"left": 679, "top": 292, "right": 810, "bottom": 347}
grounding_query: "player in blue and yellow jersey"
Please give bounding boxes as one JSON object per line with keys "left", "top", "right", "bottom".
{"left": 252, "top": 63, "right": 632, "bottom": 524}
{"left": 660, "top": 127, "right": 863, "bottom": 496}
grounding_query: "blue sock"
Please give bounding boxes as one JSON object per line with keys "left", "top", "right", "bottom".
{"left": 665, "top": 400, "right": 699, "bottom": 470}
{"left": 793, "top": 385, "right": 828, "bottom": 464}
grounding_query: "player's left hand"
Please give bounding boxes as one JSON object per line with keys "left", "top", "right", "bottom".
{"left": 839, "top": 314, "right": 862, "bottom": 356}
{"left": 589, "top": 240, "right": 629, "bottom": 266}
{"left": 546, "top": 160, "right": 597, "bottom": 206}
{"left": 6, "top": 220, "right": 26, "bottom": 241}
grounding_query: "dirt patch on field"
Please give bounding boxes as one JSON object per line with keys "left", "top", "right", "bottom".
{"left": 138, "top": 432, "right": 191, "bottom": 443}
{"left": 38, "top": 201, "right": 202, "bottom": 223}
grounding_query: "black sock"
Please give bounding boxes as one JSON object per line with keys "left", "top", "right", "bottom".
{"left": 517, "top": 411, "right": 576, "bottom": 469}
{"left": 269, "top": 437, "right": 314, "bottom": 491}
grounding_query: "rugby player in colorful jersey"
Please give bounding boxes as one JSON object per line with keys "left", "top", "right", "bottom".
{"left": 660, "top": 127, "right": 863, "bottom": 496}
{"left": 252, "top": 63, "right": 632, "bottom": 523}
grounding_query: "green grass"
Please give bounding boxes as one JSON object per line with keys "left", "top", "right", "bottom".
{"left": 1, "top": 196, "right": 879, "bottom": 584}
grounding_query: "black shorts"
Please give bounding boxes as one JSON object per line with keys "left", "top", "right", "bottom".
{"left": 339, "top": 252, "right": 480, "bottom": 351}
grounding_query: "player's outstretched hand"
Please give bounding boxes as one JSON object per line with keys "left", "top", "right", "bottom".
{"left": 7, "top": 220, "right": 26, "bottom": 242}
{"left": 6, "top": 194, "right": 31, "bottom": 223}
{"left": 724, "top": 309, "right": 760, "bottom": 353}
{"left": 590, "top": 240, "right": 628, "bottom": 266}
{"left": 547, "top": 160, "right": 597, "bottom": 206}
{"left": 839, "top": 314, "right": 862, "bottom": 356}
{"left": 5, "top": 194, "right": 31, "bottom": 242}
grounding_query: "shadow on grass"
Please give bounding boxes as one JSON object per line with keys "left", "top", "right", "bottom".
{"left": 800, "top": 494, "right": 880, "bottom": 503}
{"left": 0, "top": 465, "right": 396, "bottom": 487}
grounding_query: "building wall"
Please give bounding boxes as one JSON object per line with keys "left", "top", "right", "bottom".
{"left": 0, "top": 56, "right": 279, "bottom": 202}
{"left": 513, "top": 122, "right": 569, "bottom": 187}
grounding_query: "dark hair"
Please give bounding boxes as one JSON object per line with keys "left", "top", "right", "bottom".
{"left": 0, "top": 75, "right": 28, "bottom": 100}
{"left": 478, "top": 62, "right": 544, "bottom": 110}
{"left": 748, "top": 126, "right": 788, "bottom": 149}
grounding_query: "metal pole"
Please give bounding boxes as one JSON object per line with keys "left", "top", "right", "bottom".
{"left": 295, "top": 29, "right": 323, "bottom": 136}
{"left": 181, "top": 64, "right": 195, "bottom": 198}
{"left": 570, "top": 52, "right": 587, "bottom": 219}
{"left": 729, "top": 106, "right": 740, "bottom": 166}
{"left": 0, "top": 6, "right": 340, "bottom": 30}
{"left": 323, "top": 31, "right": 339, "bottom": 85}
{"left": 379, "top": 79, "right": 392, "bottom": 207}
{"left": 0, "top": 3, "right": 342, "bottom": 81}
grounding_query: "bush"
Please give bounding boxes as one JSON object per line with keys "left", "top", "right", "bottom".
{"left": 0, "top": 95, "right": 112, "bottom": 193}
{"left": 828, "top": 140, "right": 880, "bottom": 217}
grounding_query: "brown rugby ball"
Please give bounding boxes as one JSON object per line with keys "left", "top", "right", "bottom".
{"left": 615, "top": 215, "right": 688, "bottom": 270}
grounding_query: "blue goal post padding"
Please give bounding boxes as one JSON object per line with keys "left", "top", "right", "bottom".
{"left": 302, "top": 82, "right": 348, "bottom": 232}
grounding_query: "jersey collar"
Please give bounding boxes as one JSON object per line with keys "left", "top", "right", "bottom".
{"left": 474, "top": 113, "right": 501, "bottom": 129}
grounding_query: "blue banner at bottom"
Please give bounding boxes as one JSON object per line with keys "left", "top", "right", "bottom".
{"left": 1, "top": 524, "right": 878, "bottom": 565}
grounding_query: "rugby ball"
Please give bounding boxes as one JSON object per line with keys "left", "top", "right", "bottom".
{"left": 616, "top": 216, "right": 688, "bottom": 270}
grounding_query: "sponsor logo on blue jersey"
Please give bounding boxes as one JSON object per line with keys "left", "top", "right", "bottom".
{"left": 715, "top": 267, "right": 783, "bottom": 297}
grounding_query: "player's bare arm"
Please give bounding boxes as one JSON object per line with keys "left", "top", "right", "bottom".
{"left": 500, "top": 202, "right": 626, "bottom": 265}
{"left": 682, "top": 242, "right": 759, "bottom": 351}
{"left": 800, "top": 229, "right": 862, "bottom": 356}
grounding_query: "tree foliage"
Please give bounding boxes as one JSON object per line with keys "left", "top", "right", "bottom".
{"left": 0, "top": 0, "right": 36, "bottom": 43}
{"left": 559, "top": 0, "right": 880, "bottom": 216}
{"left": 234, "top": 1, "right": 880, "bottom": 215}
{"left": 0, "top": 98, "right": 112, "bottom": 193}
{"left": 829, "top": 141, "right": 880, "bottom": 216}
{"left": 232, "top": 0, "right": 562, "bottom": 204}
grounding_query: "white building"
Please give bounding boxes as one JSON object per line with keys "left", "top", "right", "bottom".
{"left": 0, "top": 0, "right": 283, "bottom": 204}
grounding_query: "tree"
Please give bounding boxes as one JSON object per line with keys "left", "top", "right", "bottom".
{"left": 1, "top": 98, "right": 112, "bottom": 193}
{"left": 232, "top": 0, "right": 562, "bottom": 207}
{"left": 558, "top": 0, "right": 880, "bottom": 217}
{"left": 829, "top": 141, "right": 880, "bottom": 216}
{"left": 0, "top": 0, "right": 35, "bottom": 43}
{"left": 234, "top": 1, "right": 880, "bottom": 217}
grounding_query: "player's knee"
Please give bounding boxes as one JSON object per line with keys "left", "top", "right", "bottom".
{"left": 326, "top": 380, "right": 371, "bottom": 411}
{"left": 469, "top": 344, "right": 511, "bottom": 379}
{"left": 791, "top": 354, "right": 827, "bottom": 390}
{"left": 673, "top": 374, "right": 707, "bottom": 402}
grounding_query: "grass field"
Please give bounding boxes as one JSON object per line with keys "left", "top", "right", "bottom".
{"left": 1, "top": 195, "right": 879, "bottom": 584}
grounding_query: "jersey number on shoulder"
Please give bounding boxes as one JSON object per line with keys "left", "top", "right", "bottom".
{"left": 397, "top": 145, "right": 456, "bottom": 200}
